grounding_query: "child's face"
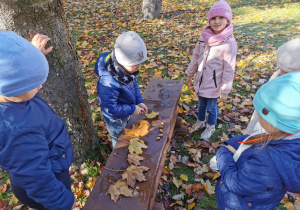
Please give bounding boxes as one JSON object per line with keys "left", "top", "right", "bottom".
{"left": 258, "top": 115, "right": 281, "bottom": 134}
{"left": 2, "top": 86, "right": 42, "bottom": 102}
{"left": 209, "top": 16, "right": 229, "bottom": 34}
{"left": 122, "top": 64, "right": 141, "bottom": 74}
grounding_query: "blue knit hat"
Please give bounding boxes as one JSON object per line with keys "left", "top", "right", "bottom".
{"left": 0, "top": 31, "right": 49, "bottom": 97}
{"left": 254, "top": 72, "right": 300, "bottom": 134}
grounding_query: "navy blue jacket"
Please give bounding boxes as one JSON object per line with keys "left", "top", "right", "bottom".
{"left": 95, "top": 52, "right": 143, "bottom": 120}
{"left": 216, "top": 135, "right": 300, "bottom": 210}
{"left": 0, "top": 94, "right": 74, "bottom": 210}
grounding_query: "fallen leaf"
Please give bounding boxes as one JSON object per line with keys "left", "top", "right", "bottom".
{"left": 172, "top": 177, "right": 183, "bottom": 188}
{"left": 145, "top": 111, "right": 159, "bottom": 119}
{"left": 172, "top": 192, "right": 185, "bottom": 201}
{"left": 107, "top": 179, "right": 133, "bottom": 203}
{"left": 127, "top": 154, "right": 144, "bottom": 166}
{"left": 188, "top": 203, "right": 195, "bottom": 210}
{"left": 180, "top": 174, "right": 188, "bottom": 181}
{"left": 122, "top": 165, "right": 150, "bottom": 188}
{"left": 124, "top": 120, "right": 150, "bottom": 137}
{"left": 0, "top": 200, "right": 11, "bottom": 210}
{"left": 128, "top": 138, "right": 148, "bottom": 155}
{"left": 240, "top": 116, "right": 249, "bottom": 122}
{"left": 201, "top": 179, "right": 215, "bottom": 195}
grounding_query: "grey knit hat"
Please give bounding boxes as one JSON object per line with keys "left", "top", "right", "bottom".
{"left": 277, "top": 38, "right": 300, "bottom": 73}
{"left": 114, "top": 31, "right": 148, "bottom": 66}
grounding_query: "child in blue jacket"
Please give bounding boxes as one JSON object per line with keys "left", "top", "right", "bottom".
{"left": 95, "top": 31, "right": 148, "bottom": 148}
{"left": 214, "top": 72, "right": 300, "bottom": 209}
{"left": 0, "top": 31, "right": 75, "bottom": 210}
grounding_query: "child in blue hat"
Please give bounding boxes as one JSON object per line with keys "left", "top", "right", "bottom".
{"left": 95, "top": 31, "right": 148, "bottom": 148}
{"left": 0, "top": 31, "right": 75, "bottom": 209}
{"left": 213, "top": 72, "right": 300, "bottom": 209}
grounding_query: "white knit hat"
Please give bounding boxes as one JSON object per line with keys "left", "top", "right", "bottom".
{"left": 114, "top": 31, "right": 148, "bottom": 66}
{"left": 277, "top": 38, "right": 300, "bottom": 73}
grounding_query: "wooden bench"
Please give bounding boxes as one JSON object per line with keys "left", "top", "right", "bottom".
{"left": 84, "top": 78, "right": 183, "bottom": 210}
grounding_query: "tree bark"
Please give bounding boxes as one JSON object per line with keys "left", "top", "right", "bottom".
{"left": 142, "top": 0, "right": 162, "bottom": 19}
{"left": 0, "top": 0, "right": 99, "bottom": 163}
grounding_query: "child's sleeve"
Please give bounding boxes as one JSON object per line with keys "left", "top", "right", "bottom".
{"left": 186, "top": 35, "right": 203, "bottom": 77}
{"left": 3, "top": 132, "right": 74, "bottom": 210}
{"left": 133, "top": 79, "right": 143, "bottom": 105}
{"left": 216, "top": 146, "right": 278, "bottom": 196}
{"left": 221, "top": 42, "right": 238, "bottom": 94}
{"left": 98, "top": 82, "right": 136, "bottom": 118}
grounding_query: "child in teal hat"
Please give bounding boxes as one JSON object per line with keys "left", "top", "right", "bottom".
{"left": 0, "top": 31, "right": 75, "bottom": 209}
{"left": 213, "top": 72, "right": 300, "bottom": 209}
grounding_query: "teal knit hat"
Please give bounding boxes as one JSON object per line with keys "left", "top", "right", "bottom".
{"left": 254, "top": 72, "right": 300, "bottom": 134}
{"left": 0, "top": 31, "right": 49, "bottom": 97}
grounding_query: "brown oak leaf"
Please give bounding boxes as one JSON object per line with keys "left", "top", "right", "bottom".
{"left": 127, "top": 154, "right": 144, "bottom": 166}
{"left": 122, "top": 165, "right": 150, "bottom": 188}
{"left": 106, "top": 179, "right": 133, "bottom": 203}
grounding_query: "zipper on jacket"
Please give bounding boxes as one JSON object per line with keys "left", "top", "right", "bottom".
{"left": 213, "top": 70, "right": 217, "bottom": 88}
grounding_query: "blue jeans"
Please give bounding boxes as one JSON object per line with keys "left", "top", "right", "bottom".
{"left": 10, "top": 171, "right": 71, "bottom": 210}
{"left": 198, "top": 96, "right": 218, "bottom": 125}
{"left": 103, "top": 115, "right": 130, "bottom": 147}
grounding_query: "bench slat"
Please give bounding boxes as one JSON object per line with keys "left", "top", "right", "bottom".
{"left": 84, "top": 78, "right": 183, "bottom": 210}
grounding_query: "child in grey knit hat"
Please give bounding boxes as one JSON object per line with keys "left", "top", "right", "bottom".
{"left": 244, "top": 38, "right": 300, "bottom": 135}
{"left": 95, "top": 31, "right": 148, "bottom": 148}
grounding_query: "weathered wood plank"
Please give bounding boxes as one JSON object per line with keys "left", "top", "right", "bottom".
{"left": 84, "top": 78, "right": 183, "bottom": 210}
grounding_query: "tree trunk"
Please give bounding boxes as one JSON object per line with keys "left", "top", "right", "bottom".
{"left": 0, "top": 0, "right": 99, "bottom": 163}
{"left": 142, "top": 0, "right": 162, "bottom": 19}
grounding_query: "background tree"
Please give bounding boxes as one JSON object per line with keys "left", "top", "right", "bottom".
{"left": 142, "top": 0, "right": 162, "bottom": 19}
{"left": 0, "top": 0, "right": 99, "bottom": 163}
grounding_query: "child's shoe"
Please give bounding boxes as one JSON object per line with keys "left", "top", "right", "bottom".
{"left": 190, "top": 120, "right": 206, "bottom": 133}
{"left": 201, "top": 124, "right": 215, "bottom": 140}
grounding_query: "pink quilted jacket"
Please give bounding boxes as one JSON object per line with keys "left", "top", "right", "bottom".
{"left": 186, "top": 34, "right": 237, "bottom": 98}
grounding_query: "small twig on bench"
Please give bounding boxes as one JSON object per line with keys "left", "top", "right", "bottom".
{"left": 99, "top": 172, "right": 115, "bottom": 184}
{"left": 103, "top": 166, "right": 125, "bottom": 172}
{"left": 114, "top": 152, "right": 127, "bottom": 158}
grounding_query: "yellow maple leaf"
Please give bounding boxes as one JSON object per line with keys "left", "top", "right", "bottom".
{"left": 124, "top": 120, "right": 149, "bottom": 137}
{"left": 128, "top": 138, "right": 148, "bottom": 154}
{"left": 145, "top": 111, "right": 159, "bottom": 119}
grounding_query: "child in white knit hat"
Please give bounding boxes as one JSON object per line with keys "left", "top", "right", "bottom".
{"left": 0, "top": 31, "right": 75, "bottom": 209}
{"left": 244, "top": 38, "right": 300, "bottom": 135}
{"left": 95, "top": 31, "right": 148, "bottom": 148}
{"left": 186, "top": 0, "right": 237, "bottom": 140}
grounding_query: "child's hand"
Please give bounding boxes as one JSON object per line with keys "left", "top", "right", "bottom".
{"left": 31, "top": 33, "right": 53, "bottom": 55}
{"left": 219, "top": 93, "right": 228, "bottom": 102}
{"left": 133, "top": 105, "right": 143, "bottom": 115}
{"left": 137, "top": 103, "right": 148, "bottom": 114}
{"left": 186, "top": 76, "right": 192, "bottom": 88}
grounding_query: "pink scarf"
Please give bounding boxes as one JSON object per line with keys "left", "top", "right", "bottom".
{"left": 202, "top": 24, "right": 233, "bottom": 46}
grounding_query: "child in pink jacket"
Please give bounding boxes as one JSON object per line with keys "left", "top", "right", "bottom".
{"left": 186, "top": 0, "right": 237, "bottom": 140}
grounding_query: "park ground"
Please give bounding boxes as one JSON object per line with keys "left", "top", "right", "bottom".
{"left": 1, "top": 0, "right": 300, "bottom": 209}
